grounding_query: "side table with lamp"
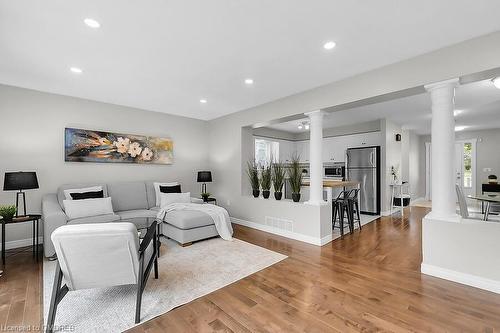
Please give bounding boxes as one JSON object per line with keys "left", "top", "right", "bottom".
{"left": 197, "top": 171, "right": 217, "bottom": 205}
{"left": 2, "top": 171, "right": 41, "bottom": 267}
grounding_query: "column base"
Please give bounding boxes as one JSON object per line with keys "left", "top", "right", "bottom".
{"left": 424, "top": 211, "right": 461, "bottom": 222}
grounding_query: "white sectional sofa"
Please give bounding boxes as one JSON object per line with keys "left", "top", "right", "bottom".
{"left": 42, "top": 181, "right": 218, "bottom": 257}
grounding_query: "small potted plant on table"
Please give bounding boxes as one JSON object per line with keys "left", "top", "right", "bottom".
{"left": 0, "top": 205, "right": 17, "bottom": 221}
{"left": 288, "top": 155, "right": 303, "bottom": 202}
{"left": 247, "top": 161, "right": 261, "bottom": 198}
{"left": 260, "top": 164, "right": 272, "bottom": 199}
{"left": 272, "top": 161, "right": 285, "bottom": 200}
{"left": 201, "top": 192, "right": 211, "bottom": 202}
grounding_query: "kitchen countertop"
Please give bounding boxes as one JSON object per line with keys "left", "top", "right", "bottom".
{"left": 301, "top": 179, "right": 360, "bottom": 188}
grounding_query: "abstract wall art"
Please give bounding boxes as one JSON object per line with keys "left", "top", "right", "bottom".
{"left": 64, "top": 128, "right": 173, "bottom": 164}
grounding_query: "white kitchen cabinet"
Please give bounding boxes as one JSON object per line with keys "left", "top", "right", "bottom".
{"left": 296, "top": 140, "right": 309, "bottom": 163}
{"left": 279, "top": 140, "right": 294, "bottom": 163}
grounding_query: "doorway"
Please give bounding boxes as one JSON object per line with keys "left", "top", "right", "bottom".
{"left": 424, "top": 138, "right": 477, "bottom": 202}
{"left": 455, "top": 139, "right": 477, "bottom": 199}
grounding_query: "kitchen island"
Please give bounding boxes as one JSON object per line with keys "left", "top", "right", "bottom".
{"left": 302, "top": 179, "right": 360, "bottom": 203}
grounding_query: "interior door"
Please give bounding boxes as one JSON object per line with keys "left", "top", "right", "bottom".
{"left": 455, "top": 140, "right": 476, "bottom": 199}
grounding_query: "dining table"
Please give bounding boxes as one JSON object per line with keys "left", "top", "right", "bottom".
{"left": 467, "top": 193, "right": 500, "bottom": 221}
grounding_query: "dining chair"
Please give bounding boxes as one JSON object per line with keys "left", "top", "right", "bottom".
{"left": 456, "top": 185, "right": 470, "bottom": 218}
{"left": 46, "top": 222, "right": 159, "bottom": 333}
{"left": 455, "top": 185, "right": 488, "bottom": 220}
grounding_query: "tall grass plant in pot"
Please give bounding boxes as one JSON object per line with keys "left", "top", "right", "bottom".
{"left": 288, "top": 154, "right": 303, "bottom": 202}
{"left": 246, "top": 161, "right": 261, "bottom": 197}
{"left": 272, "top": 161, "right": 286, "bottom": 200}
{"left": 260, "top": 164, "right": 272, "bottom": 199}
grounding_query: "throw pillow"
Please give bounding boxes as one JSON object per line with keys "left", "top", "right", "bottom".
{"left": 63, "top": 197, "right": 114, "bottom": 220}
{"left": 64, "top": 186, "right": 103, "bottom": 200}
{"left": 160, "top": 192, "right": 191, "bottom": 208}
{"left": 70, "top": 190, "right": 104, "bottom": 200}
{"left": 159, "top": 184, "right": 182, "bottom": 193}
{"left": 153, "top": 182, "right": 179, "bottom": 206}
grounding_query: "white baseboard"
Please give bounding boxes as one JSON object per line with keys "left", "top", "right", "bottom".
{"left": 421, "top": 263, "right": 500, "bottom": 294}
{"left": 1, "top": 236, "right": 44, "bottom": 252}
{"left": 231, "top": 217, "right": 323, "bottom": 246}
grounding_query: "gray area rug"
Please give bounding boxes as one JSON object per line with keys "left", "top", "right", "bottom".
{"left": 43, "top": 237, "right": 287, "bottom": 333}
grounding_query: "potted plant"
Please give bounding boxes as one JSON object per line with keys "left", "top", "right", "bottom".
{"left": 488, "top": 175, "right": 498, "bottom": 184}
{"left": 288, "top": 154, "right": 303, "bottom": 202}
{"left": 0, "top": 205, "right": 16, "bottom": 221}
{"left": 246, "top": 161, "right": 260, "bottom": 197}
{"left": 201, "top": 192, "right": 211, "bottom": 202}
{"left": 272, "top": 161, "right": 286, "bottom": 200}
{"left": 260, "top": 164, "right": 272, "bottom": 199}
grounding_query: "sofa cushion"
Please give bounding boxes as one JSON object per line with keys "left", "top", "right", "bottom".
{"left": 164, "top": 210, "right": 214, "bottom": 230}
{"left": 57, "top": 183, "right": 108, "bottom": 209}
{"left": 117, "top": 209, "right": 158, "bottom": 220}
{"left": 107, "top": 182, "right": 148, "bottom": 212}
{"left": 67, "top": 214, "right": 120, "bottom": 225}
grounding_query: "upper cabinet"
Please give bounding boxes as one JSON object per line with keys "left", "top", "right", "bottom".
{"left": 296, "top": 141, "right": 309, "bottom": 163}
{"left": 258, "top": 131, "right": 383, "bottom": 165}
{"left": 323, "top": 131, "right": 383, "bottom": 163}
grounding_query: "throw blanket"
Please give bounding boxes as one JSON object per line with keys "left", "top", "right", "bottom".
{"left": 157, "top": 203, "right": 233, "bottom": 240}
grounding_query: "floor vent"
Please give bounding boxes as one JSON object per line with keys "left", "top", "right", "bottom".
{"left": 264, "top": 216, "right": 293, "bottom": 232}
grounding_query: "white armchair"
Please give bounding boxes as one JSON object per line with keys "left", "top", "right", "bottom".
{"left": 46, "top": 222, "right": 159, "bottom": 333}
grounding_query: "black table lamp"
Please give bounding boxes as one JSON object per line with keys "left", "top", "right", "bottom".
{"left": 3, "top": 172, "right": 39, "bottom": 217}
{"left": 197, "top": 171, "right": 212, "bottom": 195}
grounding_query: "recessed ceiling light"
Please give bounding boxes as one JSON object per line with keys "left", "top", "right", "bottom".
{"left": 70, "top": 67, "right": 83, "bottom": 74}
{"left": 323, "top": 41, "right": 336, "bottom": 50}
{"left": 455, "top": 126, "right": 467, "bottom": 132}
{"left": 200, "top": 99, "right": 207, "bottom": 104}
{"left": 298, "top": 124, "right": 303, "bottom": 130}
{"left": 244, "top": 78, "right": 254, "bottom": 85}
{"left": 84, "top": 18, "right": 100, "bottom": 28}
{"left": 454, "top": 109, "right": 463, "bottom": 117}
{"left": 304, "top": 124, "right": 310, "bottom": 130}
{"left": 493, "top": 77, "right": 500, "bottom": 89}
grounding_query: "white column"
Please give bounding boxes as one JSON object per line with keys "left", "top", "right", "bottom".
{"left": 425, "top": 78, "right": 459, "bottom": 220}
{"left": 305, "top": 110, "right": 326, "bottom": 205}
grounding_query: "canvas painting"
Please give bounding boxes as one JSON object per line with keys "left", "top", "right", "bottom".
{"left": 65, "top": 128, "right": 173, "bottom": 164}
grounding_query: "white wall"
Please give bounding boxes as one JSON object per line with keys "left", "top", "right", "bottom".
{"left": 381, "top": 119, "right": 402, "bottom": 213}
{"left": 0, "top": 84, "right": 209, "bottom": 244}
{"left": 422, "top": 217, "right": 500, "bottom": 293}
{"left": 408, "top": 131, "right": 425, "bottom": 199}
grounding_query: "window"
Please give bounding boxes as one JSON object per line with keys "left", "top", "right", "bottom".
{"left": 254, "top": 138, "right": 279, "bottom": 167}
{"left": 463, "top": 142, "right": 472, "bottom": 188}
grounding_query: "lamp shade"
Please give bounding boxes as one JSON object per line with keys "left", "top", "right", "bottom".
{"left": 197, "top": 171, "right": 212, "bottom": 183}
{"left": 3, "top": 172, "right": 39, "bottom": 191}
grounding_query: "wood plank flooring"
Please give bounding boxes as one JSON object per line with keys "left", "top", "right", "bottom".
{"left": 1, "top": 207, "right": 500, "bottom": 332}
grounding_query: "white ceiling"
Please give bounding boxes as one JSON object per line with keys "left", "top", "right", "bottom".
{"left": 2, "top": 1, "right": 500, "bottom": 120}
{"left": 266, "top": 79, "right": 500, "bottom": 135}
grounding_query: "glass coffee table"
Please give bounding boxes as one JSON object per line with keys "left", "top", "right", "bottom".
{"left": 120, "top": 217, "right": 162, "bottom": 256}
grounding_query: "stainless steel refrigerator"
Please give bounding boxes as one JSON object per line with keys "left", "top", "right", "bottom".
{"left": 346, "top": 146, "right": 380, "bottom": 215}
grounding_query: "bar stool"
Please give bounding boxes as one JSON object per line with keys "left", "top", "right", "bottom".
{"left": 347, "top": 188, "right": 362, "bottom": 231}
{"left": 332, "top": 190, "right": 354, "bottom": 238}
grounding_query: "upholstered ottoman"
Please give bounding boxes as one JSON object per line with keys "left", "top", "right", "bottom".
{"left": 162, "top": 210, "right": 218, "bottom": 246}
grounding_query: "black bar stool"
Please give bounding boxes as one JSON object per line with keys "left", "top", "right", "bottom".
{"left": 332, "top": 190, "right": 354, "bottom": 238}
{"left": 347, "top": 188, "right": 361, "bottom": 231}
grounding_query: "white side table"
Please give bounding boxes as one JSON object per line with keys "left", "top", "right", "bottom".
{"left": 390, "top": 182, "right": 411, "bottom": 217}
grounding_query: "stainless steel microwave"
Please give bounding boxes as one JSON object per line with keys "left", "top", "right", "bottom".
{"left": 324, "top": 165, "right": 345, "bottom": 178}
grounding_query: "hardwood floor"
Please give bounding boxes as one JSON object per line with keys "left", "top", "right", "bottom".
{"left": 2, "top": 207, "right": 500, "bottom": 332}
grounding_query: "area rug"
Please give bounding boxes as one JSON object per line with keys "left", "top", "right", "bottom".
{"left": 43, "top": 237, "right": 287, "bottom": 333}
